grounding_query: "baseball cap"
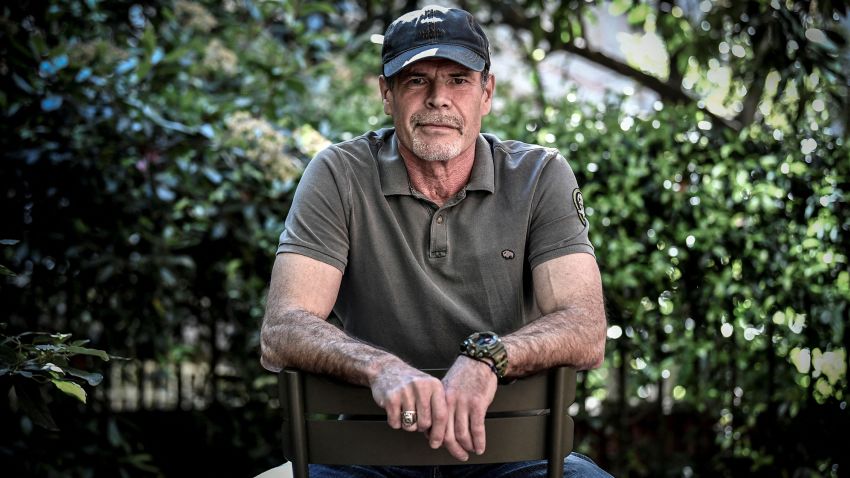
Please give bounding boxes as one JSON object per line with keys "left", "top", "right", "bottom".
{"left": 381, "top": 5, "right": 490, "bottom": 78}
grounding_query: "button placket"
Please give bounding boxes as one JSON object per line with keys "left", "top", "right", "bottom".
{"left": 429, "top": 209, "right": 449, "bottom": 258}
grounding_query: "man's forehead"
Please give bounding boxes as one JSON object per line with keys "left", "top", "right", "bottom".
{"left": 398, "top": 58, "right": 477, "bottom": 75}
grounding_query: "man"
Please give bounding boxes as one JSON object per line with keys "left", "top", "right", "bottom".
{"left": 261, "top": 5, "right": 610, "bottom": 477}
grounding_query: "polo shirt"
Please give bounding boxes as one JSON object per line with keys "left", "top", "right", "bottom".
{"left": 277, "top": 128, "right": 594, "bottom": 368}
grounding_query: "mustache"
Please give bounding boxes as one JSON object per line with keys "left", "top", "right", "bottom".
{"left": 410, "top": 113, "right": 463, "bottom": 130}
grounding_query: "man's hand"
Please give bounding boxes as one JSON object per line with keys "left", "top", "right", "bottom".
{"left": 369, "top": 359, "right": 448, "bottom": 436}
{"left": 434, "top": 355, "right": 498, "bottom": 461}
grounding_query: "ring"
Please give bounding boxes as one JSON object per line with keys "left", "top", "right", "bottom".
{"left": 401, "top": 410, "right": 417, "bottom": 427}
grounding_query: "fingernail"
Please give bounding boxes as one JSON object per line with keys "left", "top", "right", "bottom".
{"left": 430, "top": 441, "right": 440, "bottom": 449}
{"left": 476, "top": 449, "right": 484, "bottom": 455}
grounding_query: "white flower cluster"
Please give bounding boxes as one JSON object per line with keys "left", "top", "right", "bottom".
{"left": 224, "top": 112, "right": 301, "bottom": 181}
{"left": 203, "top": 39, "right": 238, "bottom": 76}
{"left": 69, "top": 40, "right": 128, "bottom": 65}
{"left": 294, "top": 125, "right": 332, "bottom": 158}
{"left": 175, "top": 0, "right": 218, "bottom": 32}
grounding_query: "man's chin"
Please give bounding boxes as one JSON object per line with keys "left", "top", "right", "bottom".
{"left": 411, "top": 144, "right": 461, "bottom": 162}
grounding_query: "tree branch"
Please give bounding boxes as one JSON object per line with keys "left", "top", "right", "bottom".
{"left": 486, "top": 2, "right": 741, "bottom": 130}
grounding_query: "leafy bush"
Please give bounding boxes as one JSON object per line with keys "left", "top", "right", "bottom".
{"left": 1, "top": 326, "right": 110, "bottom": 428}
{"left": 486, "top": 90, "right": 848, "bottom": 475}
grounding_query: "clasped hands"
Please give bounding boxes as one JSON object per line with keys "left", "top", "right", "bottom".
{"left": 369, "top": 355, "right": 498, "bottom": 462}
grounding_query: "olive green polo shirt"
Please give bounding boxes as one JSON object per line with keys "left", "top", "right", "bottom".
{"left": 277, "top": 128, "right": 594, "bottom": 368}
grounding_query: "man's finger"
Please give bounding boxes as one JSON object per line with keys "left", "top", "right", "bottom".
{"left": 454, "top": 405, "right": 474, "bottom": 453}
{"left": 428, "top": 389, "right": 448, "bottom": 448}
{"left": 470, "top": 404, "right": 487, "bottom": 455}
{"left": 441, "top": 406, "right": 469, "bottom": 462}
{"left": 414, "top": 384, "right": 434, "bottom": 432}
{"left": 384, "top": 394, "right": 402, "bottom": 429}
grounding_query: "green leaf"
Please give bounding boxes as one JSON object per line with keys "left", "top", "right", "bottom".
{"left": 42, "top": 362, "right": 65, "bottom": 374}
{"left": 50, "top": 332, "right": 72, "bottom": 342}
{"left": 609, "top": 0, "right": 632, "bottom": 17}
{"left": 52, "top": 379, "right": 87, "bottom": 403}
{"left": 141, "top": 24, "right": 157, "bottom": 54}
{"left": 302, "top": 3, "right": 336, "bottom": 15}
{"left": 0, "top": 264, "right": 14, "bottom": 276}
{"left": 136, "top": 58, "right": 152, "bottom": 79}
{"left": 66, "top": 345, "right": 110, "bottom": 361}
{"left": 627, "top": 4, "right": 651, "bottom": 25}
{"left": 65, "top": 367, "right": 104, "bottom": 386}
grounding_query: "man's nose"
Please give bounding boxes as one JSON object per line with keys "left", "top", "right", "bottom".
{"left": 425, "top": 82, "right": 451, "bottom": 109}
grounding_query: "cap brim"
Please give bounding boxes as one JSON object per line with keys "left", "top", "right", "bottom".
{"left": 383, "top": 44, "right": 486, "bottom": 77}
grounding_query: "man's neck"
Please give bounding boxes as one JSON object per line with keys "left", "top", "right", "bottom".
{"left": 397, "top": 142, "right": 476, "bottom": 207}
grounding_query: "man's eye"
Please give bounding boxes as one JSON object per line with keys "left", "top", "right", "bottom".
{"left": 408, "top": 78, "right": 426, "bottom": 85}
{"left": 451, "top": 78, "right": 468, "bottom": 85}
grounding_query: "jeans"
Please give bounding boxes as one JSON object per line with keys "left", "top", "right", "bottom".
{"left": 308, "top": 452, "right": 612, "bottom": 477}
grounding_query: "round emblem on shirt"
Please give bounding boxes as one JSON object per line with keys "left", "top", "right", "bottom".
{"left": 573, "top": 188, "right": 587, "bottom": 226}
{"left": 501, "top": 249, "right": 515, "bottom": 260}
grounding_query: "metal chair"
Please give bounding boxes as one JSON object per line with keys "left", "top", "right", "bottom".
{"left": 278, "top": 366, "right": 576, "bottom": 478}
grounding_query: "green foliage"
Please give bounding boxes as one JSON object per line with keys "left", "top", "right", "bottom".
{"left": 1, "top": 326, "right": 110, "bottom": 427}
{"left": 485, "top": 88, "right": 848, "bottom": 475}
{"left": 1, "top": 0, "right": 348, "bottom": 475}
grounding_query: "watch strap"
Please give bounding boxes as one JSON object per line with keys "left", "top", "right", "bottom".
{"left": 459, "top": 331, "right": 508, "bottom": 379}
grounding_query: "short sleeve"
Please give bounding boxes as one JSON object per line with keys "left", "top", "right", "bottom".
{"left": 527, "top": 153, "right": 594, "bottom": 269}
{"left": 277, "top": 147, "right": 350, "bottom": 272}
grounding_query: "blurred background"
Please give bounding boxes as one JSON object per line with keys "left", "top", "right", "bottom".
{"left": 1, "top": 0, "right": 848, "bottom": 476}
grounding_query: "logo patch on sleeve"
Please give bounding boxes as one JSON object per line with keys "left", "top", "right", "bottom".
{"left": 572, "top": 188, "right": 587, "bottom": 226}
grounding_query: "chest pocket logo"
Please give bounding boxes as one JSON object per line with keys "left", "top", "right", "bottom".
{"left": 501, "top": 249, "right": 515, "bottom": 260}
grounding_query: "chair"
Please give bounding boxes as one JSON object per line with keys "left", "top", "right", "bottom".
{"left": 278, "top": 366, "right": 576, "bottom": 478}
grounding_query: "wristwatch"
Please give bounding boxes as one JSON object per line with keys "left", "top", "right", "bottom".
{"left": 459, "top": 331, "right": 508, "bottom": 380}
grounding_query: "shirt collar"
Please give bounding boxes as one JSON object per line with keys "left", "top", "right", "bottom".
{"left": 377, "top": 129, "right": 495, "bottom": 197}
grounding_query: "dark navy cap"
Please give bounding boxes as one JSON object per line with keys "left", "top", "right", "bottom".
{"left": 381, "top": 5, "right": 490, "bottom": 77}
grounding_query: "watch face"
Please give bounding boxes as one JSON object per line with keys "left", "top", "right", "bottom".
{"left": 478, "top": 335, "right": 495, "bottom": 346}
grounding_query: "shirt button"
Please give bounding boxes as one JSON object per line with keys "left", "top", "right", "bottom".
{"left": 436, "top": 215, "right": 444, "bottom": 224}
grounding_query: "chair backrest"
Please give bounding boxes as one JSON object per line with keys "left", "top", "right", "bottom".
{"left": 278, "top": 366, "right": 576, "bottom": 478}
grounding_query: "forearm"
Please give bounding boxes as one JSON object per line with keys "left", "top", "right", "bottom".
{"left": 260, "top": 308, "right": 404, "bottom": 387}
{"left": 502, "top": 305, "right": 606, "bottom": 376}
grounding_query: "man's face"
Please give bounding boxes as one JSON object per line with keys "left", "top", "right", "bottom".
{"left": 379, "top": 58, "right": 495, "bottom": 163}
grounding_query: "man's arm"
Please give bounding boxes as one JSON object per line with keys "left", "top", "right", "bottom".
{"left": 439, "top": 252, "right": 606, "bottom": 460}
{"left": 260, "top": 253, "right": 448, "bottom": 434}
{"left": 503, "top": 251, "right": 607, "bottom": 374}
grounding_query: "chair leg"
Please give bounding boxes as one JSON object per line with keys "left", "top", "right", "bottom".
{"left": 286, "top": 371, "right": 309, "bottom": 478}
{"left": 547, "top": 367, "right": 568, "bottom": 478}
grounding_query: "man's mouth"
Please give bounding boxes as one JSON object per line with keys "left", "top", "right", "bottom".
{"left": 411, "top": 114, "right": 462, "bottom": 132}
{"left": 418, "top": 123, "right": 457, "bottom": 130}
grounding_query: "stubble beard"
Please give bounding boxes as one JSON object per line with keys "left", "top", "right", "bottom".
{"left": 409, "top": 113, "right": 463, "bottom": 162}
{"left": 411, "top": 136, "right": 462, "bottom": 162}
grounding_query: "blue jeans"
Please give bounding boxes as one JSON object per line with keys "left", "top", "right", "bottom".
{"left": 308, "top": 452, "right": 612, "bottom": 477}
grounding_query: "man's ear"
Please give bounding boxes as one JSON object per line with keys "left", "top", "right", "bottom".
{"left": 378, "top": 75, "right": 392, "bottom": 115}
{"left": 481, "top": 72, "right": 495, "bottom": 116}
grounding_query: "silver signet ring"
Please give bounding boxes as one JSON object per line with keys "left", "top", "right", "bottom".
{"left": 401, "top": 410, "right": 417, "bottom": 427}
